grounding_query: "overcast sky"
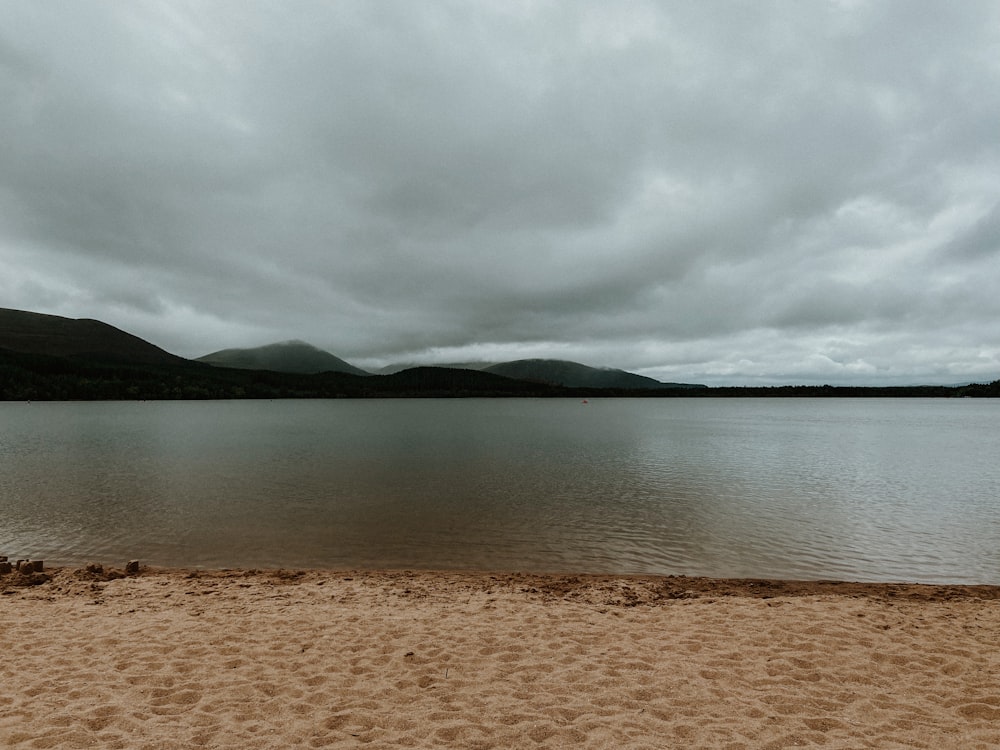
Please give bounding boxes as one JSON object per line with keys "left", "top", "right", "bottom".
{"left": 3, "top": 1, "right": 999, "bottom": 385}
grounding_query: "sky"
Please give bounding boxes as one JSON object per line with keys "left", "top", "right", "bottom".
{"left": 2, "top": 1, "right": 1000, "bottom": 386}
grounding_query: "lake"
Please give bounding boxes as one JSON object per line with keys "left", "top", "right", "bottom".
{"left": 2, "top": 398, "right": 998, "bottom": 583}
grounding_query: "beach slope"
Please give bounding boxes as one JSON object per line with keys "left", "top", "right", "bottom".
{"left": 2, "top": 568, "right": 998, "bottom": 749}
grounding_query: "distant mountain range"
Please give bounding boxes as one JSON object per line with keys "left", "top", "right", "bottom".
{"left": 193, "top": 341, "right": 703, "bottom": 388}
{"left": 197, "top": 340, "right": 370, "bottom": 376}
{"left": 2, "top": 307, "right": 689, "bottom": 388}
{"left": 0, "top": 307, "right": 708, "bottom": 399}
{"left": 0, "top": 308, "right": 570, "bottom": 400}
{"left": 4, "top": 307, "right": 997, "bottom": 399}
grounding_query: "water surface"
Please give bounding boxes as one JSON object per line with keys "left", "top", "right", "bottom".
{"left": 2, "top": 398, "right": 997, "bottom": 583}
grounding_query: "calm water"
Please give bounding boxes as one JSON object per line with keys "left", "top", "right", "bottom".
{"left": 2, "top": 398, "right": 998, "bottom": 583}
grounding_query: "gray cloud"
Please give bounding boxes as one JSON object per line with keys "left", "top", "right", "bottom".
{"left": 2, "top": 0, "right": 999, "bottom": 385}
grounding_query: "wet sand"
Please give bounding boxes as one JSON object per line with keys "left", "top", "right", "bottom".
{"left": 2, "top": 567, "right": 999, "bottom": 749}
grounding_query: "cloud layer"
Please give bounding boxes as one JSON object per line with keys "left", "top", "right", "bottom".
{"left": 3, "top": 0, "right": 999, "bottom": 384}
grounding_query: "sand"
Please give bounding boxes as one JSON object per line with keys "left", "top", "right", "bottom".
{"left": 2, "top": 567, "right": 999, "bottom": 749}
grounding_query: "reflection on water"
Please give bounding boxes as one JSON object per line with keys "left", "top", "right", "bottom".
{"left": 2, "top": 398, "right": 998, "bottom": 583}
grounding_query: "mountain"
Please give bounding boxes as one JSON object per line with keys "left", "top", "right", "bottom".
{"left": 376, "top": 361, "right": 492, "bottom": 375}
{"left": 197, "top": 340, "right": 369, "bottom": 376}
{"left": 481, "top": 359, "right": 701, "bottom": 390}
{"left": 0, "top": 307, "right": 190, "bottom": 366}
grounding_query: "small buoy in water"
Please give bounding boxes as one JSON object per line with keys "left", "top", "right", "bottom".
{"left": 581, "top": 399, "right": 588, "bottom": 404}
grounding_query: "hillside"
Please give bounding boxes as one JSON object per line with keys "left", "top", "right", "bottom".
{"left": 0, "top": 308, "right": 190, "bottom": 366}
{"left": 380, "top": 358, "right": 705, "bottom": 389}
{"left": 197, "top": 340, "right": 369, "bottom": 376}
{"left": 482, "top": 359, "right": 702, "bottom": 390}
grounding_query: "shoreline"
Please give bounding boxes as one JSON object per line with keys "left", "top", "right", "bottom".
{"left": 3, "top": 567, "right": 999, "bottom": 748}
{"left": 5, "top": 564, "right": 1000, "bottom": 600}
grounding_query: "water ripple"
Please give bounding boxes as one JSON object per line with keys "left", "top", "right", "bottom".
{"left": 2, "top": 399, "right": 999, "bottom": 583}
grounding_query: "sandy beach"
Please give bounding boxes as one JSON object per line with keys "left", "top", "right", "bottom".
{"left": 2, "top": 567, "right": 998, "bottom": 749}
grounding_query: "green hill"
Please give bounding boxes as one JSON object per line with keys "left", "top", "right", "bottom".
{"left": 196, "top": 340, "right": 369, "bottom": 376}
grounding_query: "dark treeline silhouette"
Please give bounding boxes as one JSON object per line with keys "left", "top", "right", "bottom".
{"left": 2, "top": 347, "right": 998, "bottom": 400}
{"left": 0, "top": 349, "right": 567, "bottom": 400}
